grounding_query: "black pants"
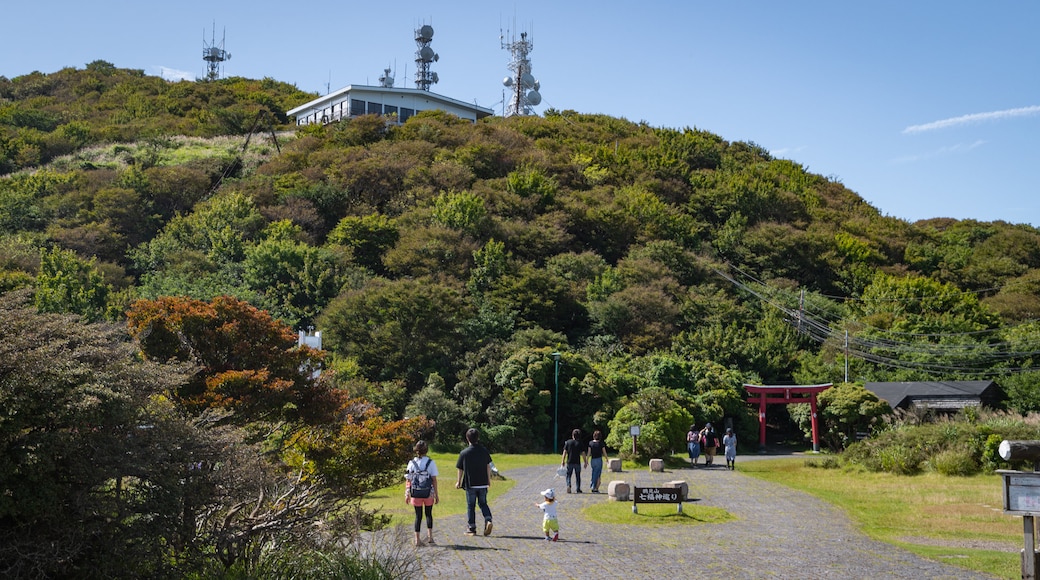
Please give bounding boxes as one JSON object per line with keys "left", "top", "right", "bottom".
{"left": 414, "top": 504, "right": 433, "bottom": 532}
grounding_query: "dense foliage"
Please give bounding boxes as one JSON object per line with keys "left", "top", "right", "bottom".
{"left": 5, "top": 63, "right": 1040, "bottom": 460}
{"left": 0, "top": 289, "right": 427, "bottom": 577}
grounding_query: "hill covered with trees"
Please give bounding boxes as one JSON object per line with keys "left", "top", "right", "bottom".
{"left": 5, "top": 62, "right": 1040, "bottom": 450}
{"left": 6, "top": 61, "right": 1040, "bottom": 576}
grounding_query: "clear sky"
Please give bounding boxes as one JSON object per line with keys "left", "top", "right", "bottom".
{"left": 4, "top": 1, "right": 1039, "bottom": 226}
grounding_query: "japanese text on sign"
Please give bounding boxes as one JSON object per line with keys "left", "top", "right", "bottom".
{"left": 633, "top": 487, "right": 680, "bottom": 503}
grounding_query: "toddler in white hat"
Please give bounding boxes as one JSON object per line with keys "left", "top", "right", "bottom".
{"left": 535, "top": 488, "right": 559, "bottom": 542}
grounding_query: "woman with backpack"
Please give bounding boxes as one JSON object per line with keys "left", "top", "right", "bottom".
{"left": 405, "top": 440, "right": 439, "bottom": 547}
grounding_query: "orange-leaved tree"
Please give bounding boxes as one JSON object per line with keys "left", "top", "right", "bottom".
{"left": 126, "top": 295, "right": 332, "bottom": 423}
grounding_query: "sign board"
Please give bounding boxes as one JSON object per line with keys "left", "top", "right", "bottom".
{"left": 998, "top": 470, "right": 1040, "bottom": 515}
{"left": 629, "top": 425, "right": 640, "bottom": 437}
{"left": 632, "top": 487, "right": 681, "bottom": 504}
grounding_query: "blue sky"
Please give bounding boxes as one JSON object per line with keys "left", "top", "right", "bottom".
{"left": 4, "top": 1, "right": 1039, "bottom": 226}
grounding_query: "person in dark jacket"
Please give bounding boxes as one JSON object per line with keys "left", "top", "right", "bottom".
{"left": 561, "top": 428, "right": 587, "bottom": 493}
{"left": 456, "top": 428, "right": 494, "bottom": 536}
{"left": 700, "top": 423, "right": 719, "bottom": 466}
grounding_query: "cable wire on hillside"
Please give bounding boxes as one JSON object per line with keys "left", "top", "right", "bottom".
{"left": 714, "top": 265, "right": 1040, "bottom": 377}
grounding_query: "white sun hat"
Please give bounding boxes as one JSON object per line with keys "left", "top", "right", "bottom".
{"left": 541, "top": 488, "right": 555, "bottom": 500}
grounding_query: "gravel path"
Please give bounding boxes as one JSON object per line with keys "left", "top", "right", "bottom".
{"left": 413, "top": 455, "right": 1002, "bottom": 579}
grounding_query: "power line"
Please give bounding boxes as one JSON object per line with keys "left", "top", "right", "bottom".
{"left": 714, "top": 265, "right": 1040, "bottom": 377}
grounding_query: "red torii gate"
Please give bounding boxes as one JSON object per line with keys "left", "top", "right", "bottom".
{"left": 744, "top": 383, "right": 832, "bottom": 452}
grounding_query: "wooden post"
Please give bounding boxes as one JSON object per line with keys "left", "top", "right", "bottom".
{"left": 1000, "top": 440, "right": 1040, "bottom": 467}
{"left": 809, "top": 394, "right": 820, "bottom": 453}
{"left": 1026, "top": 516, "right": 1037, "bottom": 580}
{"left": 758, "top": 396, "right": 767, "bottom": 451}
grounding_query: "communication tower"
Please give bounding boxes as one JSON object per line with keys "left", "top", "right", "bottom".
{"left": 501, "top": 28, "right": 541, "bottom": 116}
{"left": 414, "top": 24, "right": 439, "bottom": 91}
{"left": 203, "top": 23, "right": 231, "bottom": 81}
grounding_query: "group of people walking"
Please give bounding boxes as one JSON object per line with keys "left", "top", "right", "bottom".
{"left": 404, "top": 424, "right": 735, "bottom": 547}
{"left": 687, "top": 423, "right": 737, "bottom": 470}
{"left": 560, "top": 428, "right": 607, "bottom": 494}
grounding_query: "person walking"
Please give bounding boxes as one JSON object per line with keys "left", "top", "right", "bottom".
{"left": 561, "top": 429, "right": 587, "bottom": 493}
{"left": 404, "top": 440, "right": 438, "bottom": 546}
{"left": 723, "top": 427, "right": 738, "bottom": 470}
{"left": 701, "top": 423, "right": 719, "bottom": 467}
{"left": 686, "top": 424, "right": 701, "bottom": 467}
{"left": 586, "top": 430, "right": 607, "bottom": 493}
{"left": 456, "top": 428, "right": 494, "bottom": 536}
{"left": 535, "top": 488, "right": 560, "bottom": 542}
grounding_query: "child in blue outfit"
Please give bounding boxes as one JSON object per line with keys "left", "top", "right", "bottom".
{"left": 535, "top": 488, "right": 559, "bottom": 541}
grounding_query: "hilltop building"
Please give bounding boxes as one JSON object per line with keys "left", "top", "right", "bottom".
{"left": 287, "top": 23, "right": 493, "bottom": 126}
{"left": 287, "top": 84, "right": 493, "bottom": 126}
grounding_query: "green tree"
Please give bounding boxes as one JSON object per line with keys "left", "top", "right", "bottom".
{"left": 319, "top": 276, "right": 471, "bottom": 388}
{"left": 326, "top": 213, "right": 398, "bottom": 273}
{"left": 789, "top": 382, "right": 890, "bottom": 451}
{"left": 34, "top": 246, "right": 111, "bottom": 322}
{"left": 432, "top": 189, "right": 487, "bottom": 236}
{"left": 605, "top": 387, "right": 693, "bottom": 460}
{"left": 243, "top": 220, "right": 351, "bottom": 329}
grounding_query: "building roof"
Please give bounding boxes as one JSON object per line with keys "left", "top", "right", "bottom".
{"left": 864, "top": 380, "right": 1003, "bottom": 409}
{"left": 287, "top": 84, "right": 493, "bottom": 120}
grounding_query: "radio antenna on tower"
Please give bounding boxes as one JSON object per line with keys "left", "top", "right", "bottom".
{"left": 203, "top": 22, "right": 231, "bottom": 81}
{"left": 414, "top": 22, "right": 439, "bottom": 91}
{"left": 500, "top": 25, "right": 541, "bottom": 116}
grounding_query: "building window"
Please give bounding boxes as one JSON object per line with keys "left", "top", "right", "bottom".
{"left": 350, "top": 99, "right": 365, "bottom": 116}
{"left": 384, "top": 105, "right": 398, "bottom": 117}
{"left": 367, "top": 102, "right": 382, "bottom": 115}
{"left": 400, "top": 107, "right": 414, "bottom": 122}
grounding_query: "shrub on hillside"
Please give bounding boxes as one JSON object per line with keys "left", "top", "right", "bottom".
{"left": 931, "top": 446, "right": 979, "bottom": 476}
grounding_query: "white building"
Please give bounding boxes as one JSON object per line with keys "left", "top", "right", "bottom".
{"left": 287, "top": 85, "right": 494, "bottom": 126}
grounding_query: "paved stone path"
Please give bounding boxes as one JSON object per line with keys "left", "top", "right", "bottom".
{"left": 414, "top": 456, "right": 1001, "bottom": 579}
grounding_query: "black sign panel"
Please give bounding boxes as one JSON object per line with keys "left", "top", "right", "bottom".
{"left": 633, "top": 486, "right": 681, "bottom": 503}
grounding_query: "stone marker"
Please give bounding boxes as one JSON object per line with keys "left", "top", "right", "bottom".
{"left": 649, "top": 458, "right": 664, "bottom": 472}
{"left": 607, "top": 458, "right": 622, "bottom": 472}
{"left": 607, "top": 480, "right": 630, "bottom": 501}
{"left": 665, "top": 480, "right": 688, "bottom": 501}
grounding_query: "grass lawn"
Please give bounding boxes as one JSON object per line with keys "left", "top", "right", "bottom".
{"left": 582, "top": 500, "right": 734, "bottom": 526}
{"left": 740, "top": 457, "right": 1022, "bottom": 579}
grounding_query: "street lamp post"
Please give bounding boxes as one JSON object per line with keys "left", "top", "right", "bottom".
{"left": 551, "top": 352, "right": 561, "bottom": 454}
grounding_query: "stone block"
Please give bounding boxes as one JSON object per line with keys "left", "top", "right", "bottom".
{"left": 665, "top": 480, "right": 688, "bottom": 501}
{"left": 649, "top": 458, "right": 664, "bottom": 472}
{"left": 607, "top": 480, "right": 630, "bottom": 501}
{"left": 607, "top": 458, "right": 622, "bottom": 472}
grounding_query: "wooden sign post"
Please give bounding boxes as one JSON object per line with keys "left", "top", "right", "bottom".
{"left": 998, "top": 440, "right": 1040, "bottom": 579}
{"left": 632, "top": 486, "right": 682, "bottom": 515}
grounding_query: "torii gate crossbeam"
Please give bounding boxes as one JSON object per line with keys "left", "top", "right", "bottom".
{"left": 744, "top": 383, "right": 832, "bottom": 452}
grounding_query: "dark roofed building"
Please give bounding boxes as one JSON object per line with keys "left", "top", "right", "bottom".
{"left": 864, "top": 380, "right": 1005, "bottom": 411}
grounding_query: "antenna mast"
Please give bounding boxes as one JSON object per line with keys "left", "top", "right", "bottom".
{"left": 414, "top": 23, "right": 439, "bottom": 91}
{"left": 501, "top": 27, "right": 541, "bottom": 116}
{"left": 202, "top": 23, "right": 231, "bottom": 81}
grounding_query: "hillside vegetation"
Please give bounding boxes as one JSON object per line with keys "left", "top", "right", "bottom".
{"left": 7, "top": 61, "right": 1040, "bottom": 577}
{"left": 4, "top": 63, "right": 1040, "bottom": 454}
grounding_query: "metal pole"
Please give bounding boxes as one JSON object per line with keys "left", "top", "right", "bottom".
{"left": 552, "top": 352, "right": 561, "bottom": 454}
{"left": 844, "top": 330, "right": 849, "bottom": 384}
